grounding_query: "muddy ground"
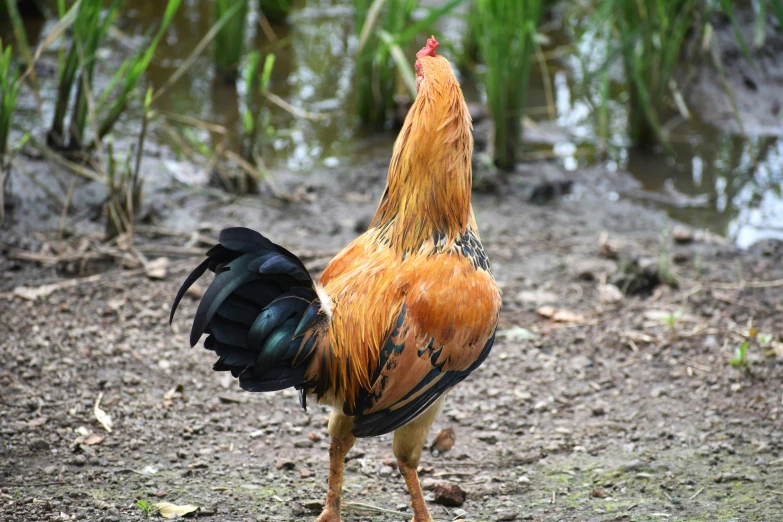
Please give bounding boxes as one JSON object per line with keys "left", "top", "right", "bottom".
{"left": 1, "top": 150, "right": 782, "bottom": 522}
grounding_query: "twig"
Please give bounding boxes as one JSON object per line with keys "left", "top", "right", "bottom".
{"left": 708, "top": 279, "right": 783, "bottom": 290}
{"left": 0, "top": 482, "right": 66, "bottom": 487}
{"left": 343, "top": 502, "right": 408, "bottom": 516}
{"left": 689, "top": 487, "right": 704, "bottom": 500}
{"left": 57, "top": 179, "right": 77, "bottom": 241}
{"left": 263, "top": 90, "right": 332, "bottom": 121}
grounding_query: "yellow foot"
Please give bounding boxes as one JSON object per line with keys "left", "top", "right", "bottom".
{"left": 314, "top": 509, "right": 341, "bottom": 522}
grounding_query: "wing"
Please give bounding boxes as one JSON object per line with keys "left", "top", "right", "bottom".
{"left": 346, "top": 246, "right": 500, "bottom": 438}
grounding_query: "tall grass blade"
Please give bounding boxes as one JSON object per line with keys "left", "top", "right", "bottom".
{"left": 473, "top": 0, "right": 546, "bottom": 170}
{"left": 0, "top": 39, "right": 22, "bottom": 224}
{"left": 258, "top": 0, "right": 291, "bottom": 24}
{"left": 4, "top": 0, "right": 40, "bottom": 107}
{"left": 96, "top": 0, "right": 182, "bottom": 143}
{"left": 214, "top": 0, "right": 249, "bottom": 83}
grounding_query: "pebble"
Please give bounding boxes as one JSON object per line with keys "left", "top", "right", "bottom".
{"left": 432, "top": 483, "right": 466, "bottom": 507}
{"left": 73, "top": 455, "right": 87, "bottom": 466}
{"left": 275, "top": 458, "right": 296, "bottom": 470}
{"left": 496, "top": 509, "right": 519, "bottom": 521}
{"left": 302, "top": 499, "right": 323, "bottom": 511}
{"left": 28, "top": 439, "right": 50, "bottom": 452}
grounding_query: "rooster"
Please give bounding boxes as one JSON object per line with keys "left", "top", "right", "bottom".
{"left": 170, "top": 36, "right": 500, "bottom": 522}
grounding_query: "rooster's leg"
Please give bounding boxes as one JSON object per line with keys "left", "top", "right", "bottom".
{"left": 315, "top": 409, "right": 355, "bottom": 522}
{"left": 393, "top": 397, "right": 444, "bottom": 522}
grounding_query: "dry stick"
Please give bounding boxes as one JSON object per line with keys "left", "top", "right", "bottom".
{"left": 263, "top": 90, "right": 332, "bottom": 121}
{"left": 57, "top": 178, "right": 77, "bottom": 241}
{"left": 257, "top": 15, "right": 279, "bottom": 43}
{"left": 709, "top": 279, "right": 783, "bottom": 290}
{"left": 689, "top": 487, "right": 704, "bottom": 500}
{"left": 160, "top": 111, "right": 230, "bottom": 135}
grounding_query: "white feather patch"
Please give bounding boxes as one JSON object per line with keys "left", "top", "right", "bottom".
{"left": 314, "top": 283, "right": 332, "bottom": 319}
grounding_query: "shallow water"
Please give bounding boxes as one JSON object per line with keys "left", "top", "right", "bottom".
{"left": 3, "top": 0, "right": 782, "bottom": 247}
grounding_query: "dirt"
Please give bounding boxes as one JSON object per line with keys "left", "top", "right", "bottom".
{"left": 1, "top": 144, "right": 783, "bottom": 522}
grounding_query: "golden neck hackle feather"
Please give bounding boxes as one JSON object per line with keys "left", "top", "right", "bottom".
{"left": 371, "top": 55, "right": 474, "bottom": 253}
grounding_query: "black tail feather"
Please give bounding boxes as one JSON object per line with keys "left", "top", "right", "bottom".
{"left": 170, "top": 227, "right": 319, "bottom": 395}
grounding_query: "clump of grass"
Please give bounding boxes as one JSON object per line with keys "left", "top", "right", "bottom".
{"left": 354, "top": 0, "right": 417, "bottom": 128}
{"left": 241, "top": 50, "right": 276, "bottom": 168}
{"left": 353, "top": 0, "right": 464, "bottom": 128}
{"left": 104, "top": 89, "right": 152, "bottom": 241}
{"left": 602, "top": 0, "right": 701, "bottom": 148}
{"left": 730, "top": 341, "right": 750, "bottom": 369}
{"left": 0, "top": 38, "right": 22, "bottom": 224}
{"left": 135, "top": 498, "right": 154, "bottom": 518}
{"left": 0, "top": 39, "right": 21, "bottom": 167}
{"left": 214, "top": 0, "right": 250, "bottom": 83}
{"left": 258, "top": 0, "right": 291, "bottom": 24}
{"left": 472, "top": 0, "right": 547, "bottom": 170}
{"left": 48, "top": 0, "right": 181, "bottom": 151}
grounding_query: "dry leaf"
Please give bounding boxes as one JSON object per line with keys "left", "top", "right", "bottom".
{"left": 84, "top": 433, "right": 105, "bottom": 445}
{"left": 27, "top": 416, "right": 48, "bottom": 429}
{"left": 145, "top": 257, "right": 170, "bottom": 280}
{"left": 156, "top": 502, "right": 199, "bottom": 518}
{"left": 536, "top": 306, "right": 585, "bottom": 323}
{"left": 94, "top": 392, "right": 113, "bottom": 433}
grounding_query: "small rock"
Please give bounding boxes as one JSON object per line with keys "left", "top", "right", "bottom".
{"left": 433, "top": 483, "right": 466, "bottom": 507}
{"left": 672, "top": 225, "right": 694, "bottom": 244}
{"left": 302, "top": 500, "right": 323, "bottom": 511}
{"left": 477, "top": 432, "right": 500, "bottom": 444}
{"left": 300, "top": 468, "right": 311, "bottom": 479}
{"left": 496, "top": 509, "right": 519, "bottom": 521}
{"left": 73, "top": 455, "right": 87, "bottom": 466}
{"left": 714, "top": 472, "right": 755, "bottom": 483}
{"left": 379, "top": 465, "right": 395, "bottom": 476}
{"left": 590, "top": 487, "right": 607, "bottom": 498}
{"left": 275, "top": 458, "right": 296, "bottom": 471}
{"left": 599, "top": 283, "right": 623, "bottom": 304}
{"left": 308, "top": 432, "right": 322, "bottom": 442}
{"left": 29, "top": 439, "right": 50, "bottom": 452}
{"left": 145, "top": 256, "right": 169, "bottom": 280}
{"left": 293, "top": 439, "right": 314, "bottom": 448}
{"left": 43, "top": 465, "right": 57, "bottom": 475}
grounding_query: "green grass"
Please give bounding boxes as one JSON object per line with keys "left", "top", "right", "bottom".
{"left": 604, "top": 0, "right": 701, "bottom": 148}
{"left": 104, "top": 89, "right": 151, "bottom": 241}
{"left": 0, "top": 38, "right": 22, "bottom": 225}
{"left": 258, "top": 0, "right": 291, "bottom": 24}
{"left": 353, "top": 0, "right": 464, "bottom": 128}
{"left": 472, "top": 0, "right": 547, "bottom": 170}
{"left": 0, "top": 39, "right": 21, "bottom": 162}
{"left": 214, "top": 0, "right": 250, "bottom": 83}
{"left": 241, "top": 50, "right": 276, "bottom": 169}
{"left": 47, "top": 0, "right": 181, "bottom": 151}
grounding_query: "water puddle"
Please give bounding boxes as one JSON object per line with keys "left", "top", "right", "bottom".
{"left": 3, "top": 1, "right": 781, "bottom": 247}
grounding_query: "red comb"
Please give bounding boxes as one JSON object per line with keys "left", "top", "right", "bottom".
{"left": 416, "top": 36, "right": 439, "bottom": 59}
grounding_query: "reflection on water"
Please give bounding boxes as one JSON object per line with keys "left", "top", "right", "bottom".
{"left": 4, "top": 1, "right": 782, "bottom": 247}
{"left": 535, "top": 7, "right": 783, "bottom": 248}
